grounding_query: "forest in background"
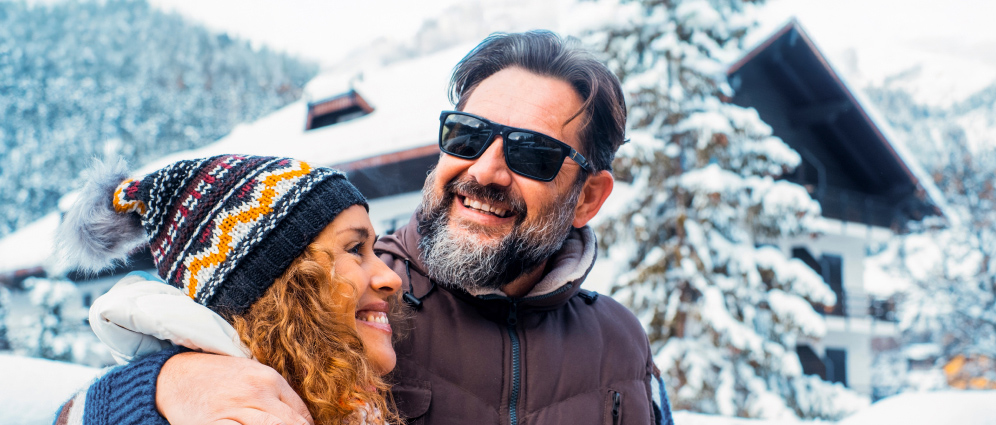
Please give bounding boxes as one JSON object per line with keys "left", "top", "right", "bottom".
{"left": 0, "top": 0, "right": 317, "bottom": 237}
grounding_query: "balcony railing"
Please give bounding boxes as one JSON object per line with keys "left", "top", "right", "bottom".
{"left": 814, "top": 290, "right": 898, "bottom": 323}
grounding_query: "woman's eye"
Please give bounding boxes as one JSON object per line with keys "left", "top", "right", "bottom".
{"left": 347, "top": 241, "right": 364, "bottom": 255}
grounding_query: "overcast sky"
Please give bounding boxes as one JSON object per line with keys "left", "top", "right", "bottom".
{"left": 755, "top": 0, "right": 996, "bottom": 104}
{"left": 148, "top": 0, "right": 466, "bottom": 65}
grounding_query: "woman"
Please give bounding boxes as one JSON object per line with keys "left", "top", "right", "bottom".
{"left": 56, "top": 154, "right": 402, "bottom": 424}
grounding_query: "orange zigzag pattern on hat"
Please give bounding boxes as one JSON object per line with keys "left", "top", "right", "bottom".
{"left": 185, "top": 161, "right": 312, "bottom": 299}
{"left": 112, "top": 179, "right": 147, "bottom": 215}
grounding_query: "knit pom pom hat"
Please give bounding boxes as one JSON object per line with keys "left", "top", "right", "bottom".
{"left": 57, "top": 154, "right": 367, "bottom": 316}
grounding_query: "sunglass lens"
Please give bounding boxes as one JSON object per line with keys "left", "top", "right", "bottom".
{"left": 441, "top": 114, "right": 491, "bottom": 158}
{"left": 506, "top": 132, "right": 565, "bottom": 180}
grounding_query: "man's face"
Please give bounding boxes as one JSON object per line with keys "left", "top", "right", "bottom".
{"left": 417, "top": 66, "right": 588, "bottom": 293}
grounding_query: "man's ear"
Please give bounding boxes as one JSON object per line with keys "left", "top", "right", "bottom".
{"left": 572, "top": 170, "right": 614, "bottom": 228}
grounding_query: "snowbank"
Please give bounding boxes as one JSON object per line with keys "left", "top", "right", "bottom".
{"left": 838, "top": 391, "right": 996, "bottom": 425}
{"left": 675, "top": 390, "right": 996, "bottom": 424}
{"left": 0, "top": 354, "right": 101, "bottom": 425}
{"left": 673, "top": 411, "right": 806, "bottom": 424}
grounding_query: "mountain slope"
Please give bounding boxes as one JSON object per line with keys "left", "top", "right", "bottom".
{"left": 0, "top": 0, "right": 317, "bottom": 237}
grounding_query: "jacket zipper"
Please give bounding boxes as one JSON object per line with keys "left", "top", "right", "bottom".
{"left": 478, "top": 284, "right": 573, "bottom": 425}
{"left": 507, "top": 301, "right": 521, "bottom": 425}
{"left": 611, "top": 390, "right": 622, "bottom": 425}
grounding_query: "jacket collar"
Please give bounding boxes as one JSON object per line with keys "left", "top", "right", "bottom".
{"left": 376, "top": 214, "right": 597, "bottom": 307}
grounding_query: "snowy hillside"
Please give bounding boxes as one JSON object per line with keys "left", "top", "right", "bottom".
{"left": 0, "top": 0, "right": 316, "bottom": 238}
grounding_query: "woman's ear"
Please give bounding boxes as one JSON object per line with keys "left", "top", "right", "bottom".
{"left": 571, "top": 170, "right": 614, "bottom": 228}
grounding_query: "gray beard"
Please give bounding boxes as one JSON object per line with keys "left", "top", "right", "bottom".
{"left": 416, "top": 171, "right": 583, "bottom": 294}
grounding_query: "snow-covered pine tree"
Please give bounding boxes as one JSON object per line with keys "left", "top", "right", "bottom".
{"left": 0, "top": 286, "right": 10, "bottom": 351}
{"left": 582, "top": 0, "right": 865, "bottom": 419}
{"left": 0, "top": 0, "right": 317, "bottom": 238}
{"left": 876, "top": 137, "right": 996, "bottom": 390}
{"left": 863, "top": 80, "right": 996, "bottom": 391}
{"left": 22, "top": 277, "right": 87, "bottom": 362}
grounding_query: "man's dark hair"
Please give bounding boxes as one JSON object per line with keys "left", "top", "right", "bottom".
{"left": 449, "top": 30, "right": 627, "bottom": 173}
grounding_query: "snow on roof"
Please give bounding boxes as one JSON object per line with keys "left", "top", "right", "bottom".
{"left": 137, "top": 43, "right": 475, "bottom": 175}
{"left": 0, "top": 212, "right": 59, "bottom": 274}
{"left": 303, "top": 72, "right": 356, "bottom": 103}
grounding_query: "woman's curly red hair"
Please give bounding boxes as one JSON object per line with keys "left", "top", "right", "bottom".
{"left": 231, "top": 243, "right": 400, "bottom": 424}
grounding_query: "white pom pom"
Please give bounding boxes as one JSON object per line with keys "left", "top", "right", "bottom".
{"left": 55, "top": 158, "right": 147, "bottom": 275}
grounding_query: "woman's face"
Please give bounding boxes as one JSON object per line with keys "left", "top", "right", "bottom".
{"left": 313, "top": 205, "right": 402, "bottom": 375}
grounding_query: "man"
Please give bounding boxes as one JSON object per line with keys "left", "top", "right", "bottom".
{"left": 61, "top": 31, "right": 673, "bottom": 425}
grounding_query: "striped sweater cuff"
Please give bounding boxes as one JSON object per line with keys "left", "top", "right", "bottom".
{"left": 83, "top": 347, "right": 182, "bottom": 425}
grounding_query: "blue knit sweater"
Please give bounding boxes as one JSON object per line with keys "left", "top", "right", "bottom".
{"left": 81, "top": 347, "right": 181, "bottom": 425}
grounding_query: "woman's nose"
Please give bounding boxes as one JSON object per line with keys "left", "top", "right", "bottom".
{"left": 371, "top": 259, "right": 402, "bottom": 295}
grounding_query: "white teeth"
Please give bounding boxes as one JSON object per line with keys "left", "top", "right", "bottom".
{"left": 462, "top": 196, "right": 509, "bottom": 217}
{"left": 358, "top": 311, "right": 388, "bottom": 324}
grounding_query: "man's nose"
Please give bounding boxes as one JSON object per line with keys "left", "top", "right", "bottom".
{"left": 467, "top": 136, "right": 513, "bottom": 187}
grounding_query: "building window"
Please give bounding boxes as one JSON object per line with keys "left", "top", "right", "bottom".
{"left": 305, "top": 90, "right": 373, "bottom": 130}
{"left": 791, "top": 247, "right": 846, "bottom": 316}
{"left": 825, "top": 348, "right": 848, "bottom": 386}
{"left": 797, "top": 344, "right": 827, "bottom": 380}
{"left": 797, "top": 344, "right": 848, "bottom": 387}
{"left": 821, "top": 255, "right": 845, "bottom": 316}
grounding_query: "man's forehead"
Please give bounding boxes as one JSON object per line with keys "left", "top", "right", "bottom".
{"left": 461, "top": 67, "right": 585, "bottom": 144}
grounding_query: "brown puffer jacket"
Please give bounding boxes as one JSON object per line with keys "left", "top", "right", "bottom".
{"left": 376, "top": 217, "right": 659, "bottom": 425}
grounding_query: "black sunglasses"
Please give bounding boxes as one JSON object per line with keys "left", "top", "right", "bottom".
{"left": 438, "top": 111, "right": 591, "bottom": 182}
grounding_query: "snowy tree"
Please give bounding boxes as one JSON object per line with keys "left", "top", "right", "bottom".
{"left": 0, "top": 286, "right": 10, "bottom": 351}
{"left": 582, "top": 0, "right": 864, "bottom": 419}
{"left": 874, "top": 139, "right": 996, "bottom": 390}
{"left": 864, "top": 80, "right": 996, "bottom": 391}
{"left": 16, "top": 277, "right": 104, "bottom": 364}
{"left": 0, "top": 0, "right": 317, "bottom": 238}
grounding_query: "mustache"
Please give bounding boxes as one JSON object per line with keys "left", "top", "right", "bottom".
{"left": 447, "top": 178, "right": 527, "bottom": 217}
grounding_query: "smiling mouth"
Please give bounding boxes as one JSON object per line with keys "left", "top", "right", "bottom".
{"left": 357, "top": 311, "right": 389, "bottom": 325}
{"left": 459, "top": 195, "right": 514, "bottom": 218}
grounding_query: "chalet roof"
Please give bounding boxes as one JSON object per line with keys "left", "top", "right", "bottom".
{"left": 139, "top": 44, "right": 472, "bottom": 175}
{"left": 728, "top": 20, "right": 948, "bottom": 222}
{"left": 0, "top": 46, "right": 471, "bottom": 275}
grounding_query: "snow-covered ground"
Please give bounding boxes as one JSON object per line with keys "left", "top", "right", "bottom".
{"left": 838, "top": 391, "right": 996, "bottom": 425}
{"left": 674, "top": 390, "right": 996, "bottom": 424}
{"left": 0, "top": 354, "right": 101, "bottom": 425}
{"left": 2, "top": 352, "right": 994, "bottom": 425}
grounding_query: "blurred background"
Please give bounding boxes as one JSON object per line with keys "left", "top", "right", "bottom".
{"left": 1, "top": 0, "right": 994, "bottom": 424}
